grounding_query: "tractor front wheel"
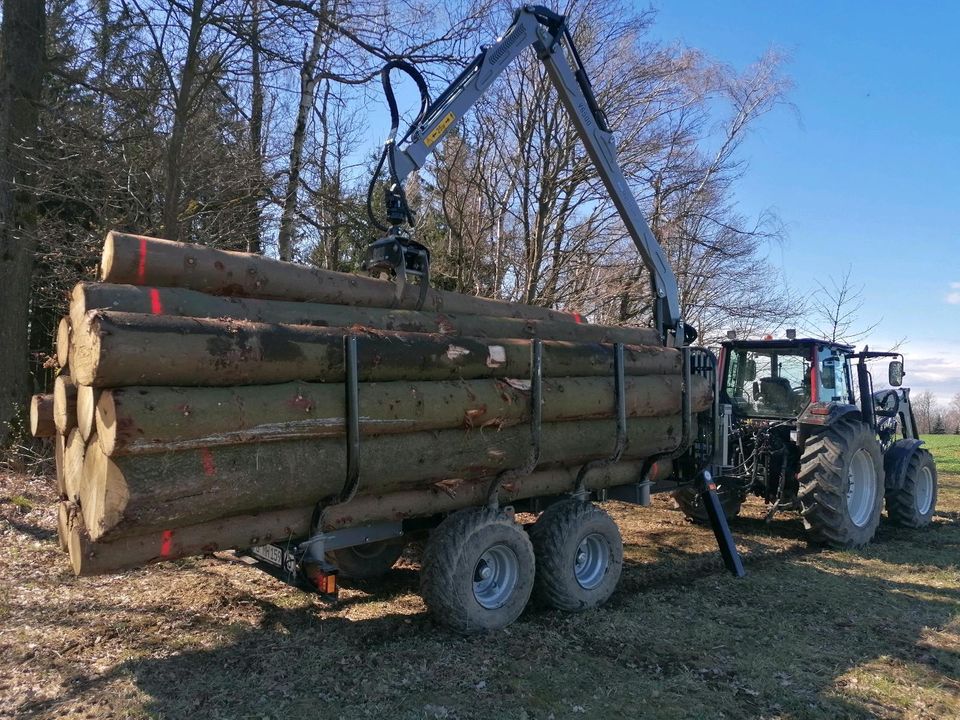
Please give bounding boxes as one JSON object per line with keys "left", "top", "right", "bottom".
{"left": 886, "top": 447, "right": 938, "bottom": 528}
{"left": 798, "top": 419, "right": 884, "bottom": 548}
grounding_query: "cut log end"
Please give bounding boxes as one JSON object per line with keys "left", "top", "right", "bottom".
{"left": 64, "top": 428, "right": 86, "bottom": 503}
{"left": 77, "top": 384, "right": 99, "bottom": 441}
{"left": 100, "top": 230, "right": 118, "bottom": 282}
{"left": 29, "top": 393, "right": 55, "bottom": 438}
{"left": 56, "top": 317, "right": 71, "bottom": 368}
{"left": 53, "top": 375, "right": 78, "bottom": 434}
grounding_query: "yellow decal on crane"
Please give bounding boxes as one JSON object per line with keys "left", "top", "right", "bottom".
{"left": 425, "top": 112, "right": 455, "bottom": 146}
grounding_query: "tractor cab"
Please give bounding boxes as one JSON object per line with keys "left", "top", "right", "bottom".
{"left": 719, "top": 338, "right": 855, "bottom": 422}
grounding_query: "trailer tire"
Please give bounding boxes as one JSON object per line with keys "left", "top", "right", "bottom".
{"left": 530, "top": 500, "right": 623, "bottom": 612}
{"left": 672, "top": 484, "right": 742, "bottom": 524}
{"left": 886, "top": 448, "right": 937, "bottom": 528}
{"left": 327, "top": 538, "right": 406, "bottom": 579}
{"left": 798, "top": 419, "right": 884, "bottom": 548}
{"left": 420, "top": 507, "right": 534, "bottom": 634}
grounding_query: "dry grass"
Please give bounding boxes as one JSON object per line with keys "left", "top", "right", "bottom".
{"left": 1, "top": 437, "right": 958, "bottom": 719}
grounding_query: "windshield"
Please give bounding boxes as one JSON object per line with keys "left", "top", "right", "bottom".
{"left": 724, "top": 347, "right": 814, "bottom": 417}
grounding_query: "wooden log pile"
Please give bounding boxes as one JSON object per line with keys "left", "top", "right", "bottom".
{"left": 31, "top": 231, "right": 707, "bottom": 576}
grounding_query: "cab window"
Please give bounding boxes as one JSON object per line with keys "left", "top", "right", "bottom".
{"left": 817, "top": 347, "right": 850, "bottom": 403}
{"left": 724, "top": 347, "right": 813, "bottom": 417}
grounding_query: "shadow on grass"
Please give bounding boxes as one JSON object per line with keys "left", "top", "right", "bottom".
{"left": 13, "top": 527, "right": 960, "bottom": 720}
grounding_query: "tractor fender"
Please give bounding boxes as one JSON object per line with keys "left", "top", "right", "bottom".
{"left": 883, "top": 439, "right": 924, "bottom": 492}
{"left": 799, "top": 403, "right": 861, "bottom": 430}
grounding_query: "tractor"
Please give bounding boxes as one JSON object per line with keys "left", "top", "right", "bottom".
{"left": 674, "top": 334, "right": 938, "bottom": 546}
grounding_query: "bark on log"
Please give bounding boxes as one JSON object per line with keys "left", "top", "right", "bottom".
{"left": 71, "top": 311, "right": 679, "bottom": 388}
{"left": 76, "top": 384, "right": 99, "bottom": 441}
{"left": 96, "top": 375, "right": 711, "bottom": 456}
{"left": 56, "top": 317, "right": 71, "bottom": 368}
{"left": 83, "top": 415, "right": 683, "bottom": 541}
{"left": 70, "top": 282, "right": 660, "bottom": 347}
{"left": 57, "top": 501, "right": 73, "bottom": 552}
{"left": 100, "top": 232, "right": 581, "bottom": 323}
{"left": 29, "top": 393, "right": 55, "bottom": 437}
{"left": 67, "top": 459, "right": 660, "bottom": 576}
{"left": 55, "top": 433, "right": 66, "bottom": 497}
{"left": 53, "top": 375, "right": 77, "bottom": 433}
{"left": 64, "top": 428, "right": 85, "bottom": 503}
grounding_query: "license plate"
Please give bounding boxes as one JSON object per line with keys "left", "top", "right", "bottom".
{"left": 250, "top": 544, "right": 283, "bottom": 567}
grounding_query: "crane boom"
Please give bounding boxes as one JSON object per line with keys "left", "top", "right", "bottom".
{"left": 369, "top": 5, "right": 685, "bottom": 345}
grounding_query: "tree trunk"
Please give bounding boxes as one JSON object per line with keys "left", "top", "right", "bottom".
{"left": 70, "top": 282, "right": 661, "bottom": 347}
{"left": 0, "top": 0, "right": 45, "bottom": 446}
{"left": 246, "top": 0, "right": 264, "bottom": 254}
{"left": 82, "top": 414, "right": 682, "bottom": 541}
{"left": 96, "top": 375, "right": 709, "bottom": 456}
{"left": 276, "top": 17, "right": 326, "bottom": 261}
{"left": 99, "top": 232, "right": 583, "bottom": 323}
{"left": 53, "top": 374, "right": 77, "bottom": 433}
{"left": 161, "top": 0, "right": 205, "bottom": 241}
{"left": 29, "top": 393, "right": 55, "bottom": 437}
{"left": 70, "top": 311, "right": 680, "bottom": 388}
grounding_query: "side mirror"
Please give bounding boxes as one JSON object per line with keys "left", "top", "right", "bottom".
{"left": 744, "top": 359, "right": 757, "bottom": 382}
{"left": 888, "top": 360, "right": 904, "bottom": 387}
{"left": 821, "top": 358, "right": 837, "bottom": 390}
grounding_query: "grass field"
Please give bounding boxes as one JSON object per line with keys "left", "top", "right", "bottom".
{"left": 1, "top": 436, "right": 959, "bottom": 719}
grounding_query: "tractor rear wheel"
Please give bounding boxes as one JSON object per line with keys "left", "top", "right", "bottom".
{"left": 420, "top": 507, "right": 535, "bottom": 634}
{"left": 673, "top": 483, "right": 742, "bottom": 524}
{"left": 886, "top": 448, "right": 938, "bottom": 528}
{"left": 798, "top": 418, "right": 884, "bottom": 548}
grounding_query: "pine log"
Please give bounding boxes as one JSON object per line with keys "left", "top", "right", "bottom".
{"left": 68, "top": 459, "right": 656, "bottom": 576}
{"left": 76, "top": 384, "right": 99, "bottom": 441}
{"left": 64, "top": 428, "right": 86, "bottom": 502}
{"left": 70, "top": 281, "right": 660, "bottom": 347}
{"left": 53, "top": 375, "right": 77, "bottom": 433}
{"left": 83, "top": 415, "right": 683, "bottom": 541}
{"left": 100, "top": 231, "right": 581, "bottom": 323}
{"left": 71, "top": 311, "right": 679, "bottom": 388}
{"left": 96, "top": 375, "right": 711, "bottom": 456}
{"left": 55, "top": 433, "right": 66, "bottom": 497}
{"left": 57, "top": 501, "right": 73, "bottom": 552}
{"left": 29, "top": 393, "right": 55, "bottom": 437}
{"left": 56, "top": 317, "right": 71, "bottom": 368}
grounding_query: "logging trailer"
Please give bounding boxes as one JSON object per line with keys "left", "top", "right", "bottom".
{"left": 239, "top": 6, "right": 938, "bottom": 633}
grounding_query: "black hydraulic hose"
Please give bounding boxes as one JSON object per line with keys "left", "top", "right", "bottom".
{"left": 366, "top": 60, "right": 432, "bottom": 230}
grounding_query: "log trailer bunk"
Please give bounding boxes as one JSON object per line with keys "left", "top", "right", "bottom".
{"left": 244, "top": 5, "right": 755, "bottom": 633}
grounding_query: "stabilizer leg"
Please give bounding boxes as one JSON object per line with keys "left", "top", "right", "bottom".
{"left": 697, "top": 470, "right": 746, "bottom": 578}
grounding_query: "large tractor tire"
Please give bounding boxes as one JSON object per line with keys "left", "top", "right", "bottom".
{"left": 886, "top": 446, "right": 938, "bottom": 528}
{"left": 797, "top": 418, "right": 884, "bottom": 548}
{"left": 529, "top": 499, "right": 623, "bottom": 612}
{"left": 673, "top": 484, "right": 742, "bottom": 524}
{"left": 327, "top": 537, "right": 406, "bottom": 579}
{"left": 420, "top": 507, "right": 535, "bottom": 634}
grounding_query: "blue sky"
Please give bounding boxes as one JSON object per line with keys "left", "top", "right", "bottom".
{"left": 649, "top": 0, "right": 960, "bottom": 404}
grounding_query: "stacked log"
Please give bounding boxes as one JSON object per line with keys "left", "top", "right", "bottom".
{"left": 33, "top": 231, "right": 703, "bottom": 576}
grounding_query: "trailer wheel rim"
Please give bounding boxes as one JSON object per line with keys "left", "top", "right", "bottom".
{"left": 916, "top": 465, "right": 934, "bottom": 516}
{"left": 574, "top": 533, "right": 608, "bottom": 590}
{"left": 846, "top": 448, "right": 877, "bottom": 527}
{"left": 473, "top": 544, "right": 519, "bottom": 610}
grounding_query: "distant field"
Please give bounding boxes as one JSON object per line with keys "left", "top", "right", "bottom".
{"left": 1, "top": 439, "right": 958, "bottom": 719}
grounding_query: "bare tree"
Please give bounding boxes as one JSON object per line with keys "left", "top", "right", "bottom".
{"left": 804, "top": 265, "right": 880, "bottom": 345}
{"left": 912, "top": 390, "right": 937, "bottom": 435}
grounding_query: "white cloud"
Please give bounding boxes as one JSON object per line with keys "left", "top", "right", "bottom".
{"left": 947, "top": 281, "right": 960, "bottom": 305}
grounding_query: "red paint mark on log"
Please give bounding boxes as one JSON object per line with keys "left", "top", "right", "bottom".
{"left": 160, "top": 529, "right": 173, "bottom": 557}
{"left": 137, "top": 237, "right": 148, "bottom": 283}
{"left": 572, "top": 312, "right": 583, "bottom": 323}
{"left": 149, "top": 288, "right": 163, "bottom": 314}
{"left": 200, "top": 448, "right": 216, "bottom": 476}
